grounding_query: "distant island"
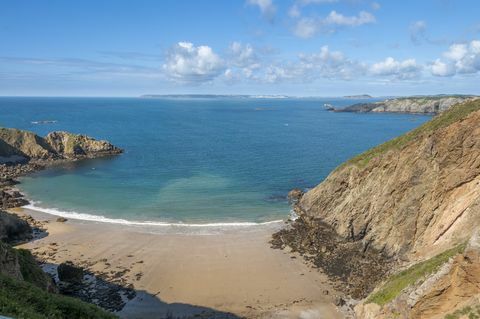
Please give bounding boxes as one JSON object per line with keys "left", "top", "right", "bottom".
{"left": 336, "top": 95, "right": 478, "bottom": 114}
{"left": 141, "top": 94, "right": 290, "bottom": 99}
{"left": 343, "top": 94, "right": 373, "bottom": 99}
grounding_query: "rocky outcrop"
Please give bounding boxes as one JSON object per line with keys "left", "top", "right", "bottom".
{"left": 356, "top": 232, "right": 480, "bottom": 319}
{"left": 45, "top": 131, "right": 122, "bottom": 159}
{"left": 0, "top": 210, "right": 32, "bottom": 244}
{"left": 337, "top": 95, "right": 476, "bottom": 114}
{"left": 298, "top": 99, "right": 480, "bottom": 258}
{"left": 273, "top": 99, "right": 480, "bottom": 303}
{"left": 0, "top": 128, "right": 122, "bottom": 163}
{"left": 0, "top": 128, "right": 122, "bottom": 209}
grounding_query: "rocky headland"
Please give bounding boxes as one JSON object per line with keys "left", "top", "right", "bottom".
{"left": 273, "top": 98, "right": 480, "bottom": 318}
{"left": 0, "top": 128, "right": 124, "bottom": 318}
{"left": 0, "top": 128, "right": 122, "bottom": 209}
{"left": 336, "top": 95, "right": 477, "bottom": 114}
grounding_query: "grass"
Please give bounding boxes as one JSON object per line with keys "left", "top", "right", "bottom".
{"left": 341, "top": 98, "right": 480, "bottom": 168}
{"left": 445, "top": 304, "right": 480, "bottom": 319}
{"left": 366, "top": 243, "right": 467, "bottom": 306}
{"left": 16, "top": 248, "right": 53, "bottom": 290}
{"left": 0, "top": 273, "right": 117, "bottom": 319}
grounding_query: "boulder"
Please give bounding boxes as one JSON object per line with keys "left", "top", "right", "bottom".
{"left": 0, "top": 210, "right": 32, "bottom": 243}
{"left": 58, "top": 261, "right": 84, "bottom": 284}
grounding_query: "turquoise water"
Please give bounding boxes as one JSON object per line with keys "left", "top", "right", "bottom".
{"left": 0, "top": 97, "right": 430, "bottom": 225}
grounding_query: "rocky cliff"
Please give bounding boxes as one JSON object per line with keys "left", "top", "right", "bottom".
{"left": 0, "top": 128, "right": 122, "bottom": 164}
{"left": 273, "top": 98, "right": 480, "bottom": 311}
{"left": 0, "top": 128, "right": 122, "bottom": 210}
{"left": 337, "top": 95, "right": 476, "bottom": 114}
{"left": 298, "top": 98, "right": 480, "bottom": 259}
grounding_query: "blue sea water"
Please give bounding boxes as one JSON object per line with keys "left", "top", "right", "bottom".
{"left": 0, "top": 97, "right": 430, "bottom": 225}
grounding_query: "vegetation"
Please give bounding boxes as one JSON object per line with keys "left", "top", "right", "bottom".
{"left": 0, "top": 273, "right": 117, "bottom": 319}
{"left": 445, "top": 304, "right": 480, "bottom": 319}
{"left": 367, "top": 243, "right": 466, "bottom": 306}
{"left": 17, "top": 248, "right": 53, "bottom": 290}
{"left": 342, "top": 98, "right": 480, "bottom": 168}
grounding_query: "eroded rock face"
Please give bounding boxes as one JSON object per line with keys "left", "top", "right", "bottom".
{"left": 298, "top": 106, "right": 480, "bottom": 258}
{"left": 0, "top": 128, "right": 123, "bottom": 161}
{"left": 45, "top": 131, "right": 122, "bottom": 159}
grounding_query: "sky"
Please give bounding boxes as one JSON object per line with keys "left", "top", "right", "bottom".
{"left": 1, "top": 0, "right": 480, "bottom": 97}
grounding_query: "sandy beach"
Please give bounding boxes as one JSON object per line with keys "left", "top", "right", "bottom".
{"left": 12, "top": 207, "right": 343, "bottom": 319}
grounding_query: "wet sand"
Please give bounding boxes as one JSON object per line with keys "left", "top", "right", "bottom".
{"left": 13, "top": 207, "right": 343, "bottom": 319}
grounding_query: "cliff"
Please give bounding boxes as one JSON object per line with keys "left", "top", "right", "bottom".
{"left": 337, "top": 95, "right": 477, "bottom": 114}
{"left": 272, "top": 98, "right": 480, "bottom": 310}
{"left": 0, "top": 128, "right": 122, "bottom": 164}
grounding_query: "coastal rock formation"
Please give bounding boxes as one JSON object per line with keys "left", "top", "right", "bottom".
{"left": 0, "top": 210, "right": 32, "bottom": 244}
{"left": 299, "top": 99, "right": 480, "bottom": 258}
{"left": 0, "top": 128, "right": 122, "bottom": 209}
{"left": 0, "top": 127, "right": 122, "bottom": 163}
{"left": 273, "top": 99, "right": 480, "bottom": 305}
{"left": 45, "top": 131, "right": 122, "bottom": 159}
{"left": 337, "top": 95, "right": 476, "bottom": 114}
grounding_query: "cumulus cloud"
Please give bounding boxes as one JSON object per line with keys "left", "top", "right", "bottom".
{"left": 430, "top": 59, "right": 456, "bottom": 77}
{"left": 247, "top": 0, "right": 276, "bottom": 22}
{"left": 430, "top": 40, "right": 480, "bottom": 76}
{"left": 298, "top": 46, "right": 365, "bottom": 80}
{"left": 293, "top": 10, "right": 376, "bottom": 38}
{"left": 162, "top": 42, "right": 225, "bottom": 83}
{"left": 370, "top": 57, "right": 422, "bottom": 80}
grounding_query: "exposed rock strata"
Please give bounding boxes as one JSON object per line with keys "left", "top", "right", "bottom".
{"left": 273, "top": 99, "right": 480, "bottom": 316}
{"left": 337, "top": 95, "right": 476, "bottom": 114}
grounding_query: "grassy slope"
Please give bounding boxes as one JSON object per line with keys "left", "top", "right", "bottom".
{"left": 0, "top": 273, "right": 117, "bottom": 319}
{"left": 0, "top": 243, "right": 116, "bottom": 319}
{"left": 367, "top": 243, "right": 466, "bottom": 306}
{"left": 341, "top": 98, "right": 480, "bottom": 168}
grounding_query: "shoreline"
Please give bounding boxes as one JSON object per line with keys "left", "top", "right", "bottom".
{"left": 21, "top": 202, "right": 288, "bottom": 230}
{"left": 12, "top": 206, "right": 344, "bottom": 318}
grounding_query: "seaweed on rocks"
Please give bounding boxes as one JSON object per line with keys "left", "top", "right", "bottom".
{"left": 271, "top": 216, "right": 392, "bottom": 299}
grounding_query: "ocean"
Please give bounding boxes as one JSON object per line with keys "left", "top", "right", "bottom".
{"left": 0, "top": 97, "right": 430, "bottom": 226}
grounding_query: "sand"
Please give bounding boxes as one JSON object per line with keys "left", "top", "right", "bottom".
{"left": 13, "top": 207, "right": 343, "bottom": 319}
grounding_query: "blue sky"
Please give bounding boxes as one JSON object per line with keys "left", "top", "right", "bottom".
{"left": 1, "top": 0, "right": 480, "bottom": 96}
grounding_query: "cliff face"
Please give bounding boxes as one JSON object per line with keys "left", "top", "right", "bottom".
{"left": 298, "top": 99, "right": 480, "bottom": 259}
{"left": 0, "top": 128, "right": 122, "bottom": 164}
{"left": 338, "top": 96, "right": 476, "bottom": 114}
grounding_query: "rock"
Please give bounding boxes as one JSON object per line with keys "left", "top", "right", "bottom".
{"left": 298, "top": 100, "right": 480, "bottom": 258}
{"left": 44, "top": 131, "right": 122, "bottom": 159}
{"left": 0, "top": 210, "right": 32, "bottom": 243}
{"left": 287, "top": 188, "right": 304, "bottom": 204}
{"left": 337, "top": 96, "right": 477, "bottom": 114}
{"left": 56, "top": 217, "right": 68, "bottom": 223}
{"left": 58, "top": 261, "right": 84, "bottom": 284}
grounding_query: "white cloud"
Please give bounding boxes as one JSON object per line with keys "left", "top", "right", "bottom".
{"left": 247, "top": 0, "right": 276, "bottom": 21}
{"left": 443, "top": 43, "right": 468, "bottom": 61}
{"left": 163, "top": 42, "right": 225, "bottom": 83}
{"left": 370, "top": 57, "right": 422, "bottom": 79}
{"left": 431, "top": 40, "right": 480, "bottom": 77}
{"left": 293, "top": 10, "right": 375, "bottom": 38}
{"left": 324, "top": 10, "right": 376, "bottom": 27}
{"left": 431, "top": 59, "right": 456, "bottom": 77}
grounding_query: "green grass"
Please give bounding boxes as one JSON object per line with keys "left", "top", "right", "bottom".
{"left": 341, "top": 98, "right": 480, "bottom": 168}
{"left": 16, "top": 248, "right": 53, "bottom": 291}
{"left": 366, "top": 243, "right": 467, "bottom": 306}
{"left": 0, "top": 273, "right": 117, "bottom": 319}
